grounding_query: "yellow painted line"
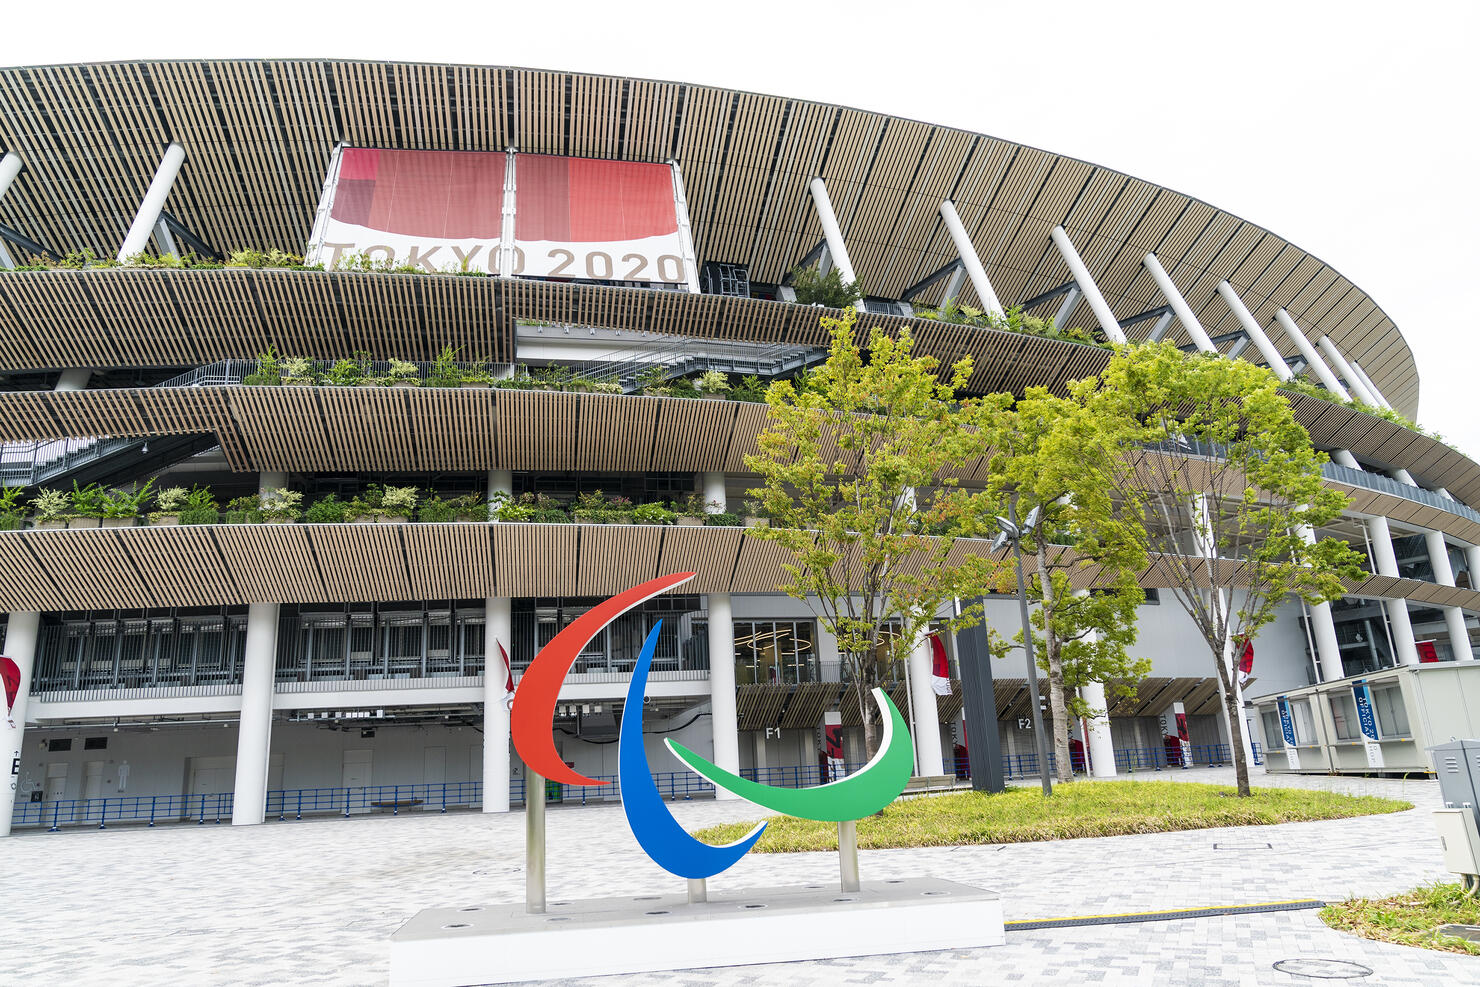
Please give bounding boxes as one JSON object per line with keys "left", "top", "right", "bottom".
{"left": 1005, "top": 899, "right": 1323, "bottom": 926}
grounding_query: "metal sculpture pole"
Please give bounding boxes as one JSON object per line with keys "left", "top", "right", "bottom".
{"left": 687, "top": 879, "right": 707, "bottom": 903}
{"left": 838, "top": 819, "right": 861, "bottom": 892}
{"left": 525, "top": 770, "right": 546, "bottom": 914}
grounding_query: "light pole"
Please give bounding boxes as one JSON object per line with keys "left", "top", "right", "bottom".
{"left": 992, "top": 493, "right": 1053, "bottom": 796}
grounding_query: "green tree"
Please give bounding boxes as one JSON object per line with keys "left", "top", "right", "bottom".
{"left": 746, "top": 312, "right": 1010, "bottom": 759}
{"left": 985, "top": 386, "right": 1151, "bottom": 784}
{"left": 1086, "top": 343, "right": 1366, "bottom": 796}
{"left": 789, "top": 265, "right": 863, "bottom": 308}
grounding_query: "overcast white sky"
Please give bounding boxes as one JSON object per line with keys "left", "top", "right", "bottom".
{"left": 3, "top": 2, "right": 1476, "bottom": 455}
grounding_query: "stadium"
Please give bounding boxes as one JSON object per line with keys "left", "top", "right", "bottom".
{"left": 0, "top": 59, "right": 1474, "bottom": 838}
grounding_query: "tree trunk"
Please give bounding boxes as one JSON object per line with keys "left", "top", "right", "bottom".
{"left": 1037, "top": 541, "right": 1074, "bottom": 783}
{"left": 856, "top": 674, "right": 879, "bottom": 761}
{"left": 1224, "top": 684, "right": 1251, "bottom": 797}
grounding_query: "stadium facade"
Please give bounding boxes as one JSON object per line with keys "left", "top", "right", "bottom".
{"left": 0, "top": 60, "right": 1474, "bottom": 836}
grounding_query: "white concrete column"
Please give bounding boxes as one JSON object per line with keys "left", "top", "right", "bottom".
{"left": 1049, "top": 226, "right": 1125, "bottom": 343}
{"left": 807, "top": 177, "right": 866, "bottom": 313}
{"left": 0, "top": 152, "right": 20, "bottom": 269}
{"left": 54, "top": 369, "right": 91, "bottom": 392}
{"left": 0, "top": 152, "right": 20, "bottom": 203}
{"left": 1079, "top": 679, "right": 1117, "bottom": 778}
{"left": 906, "top": 632, "right": 944, "bottom": 776}
{"left": 1275, "top": 310, "right": 1351, "bottom": 400}
{"left": 1216, "top": 281, "right": 1290, "bottom": 380}
{"left": 1367, "top": 515, "right": 1420, "bottom": 666}
{"left": 1467, "top": 545, "right": 1480, "bottom": 595}
{"left": 700, "top": 472, "right": 727, "bottom": 514}
{"left": 118, "top": 143, "right": 186, "bottom": 262}
{"left": 1, "top": 611, "right": 40, "bottom": 838}
{"left": 1299, "top": 524, "right": 1345, "bottom": 681}
{"left": 1142, "top": 253, "right": 1215, "bottom": 352}
{"left": 488, "top": 469, "right": 513, "bottom": 519}
{"left": 1330, "top": 449, "right": 1362, "bottom": 470}
{"left": 1350, "top": 360, "right": 1392, "bottom": 410}
{"left": 1393, "top": 469, "right": 1419, "bottom": 488}
{"left": 484, "top": 596, "right": 512, "bottom": 813}
{"left": 938, "top": 200, "right": 1004, "bottom": 317}
{"left": 1317, "top": 337, "right": 1379, "bottom": 407}
{"left": 706, "top": 592, "right": 740, "bottom": 799}
{"left": 1424, "top": 530, "right": 1475, "bottom": 661}
{"left": 231, "top": 601, "right": 280, "bottom": 826}
{"left": 753, "top": 730, "right": 769, "bottom": 775}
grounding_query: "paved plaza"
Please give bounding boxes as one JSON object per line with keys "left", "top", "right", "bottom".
{"left": 8, "top": 767, "right": 1477, "bottom": 985}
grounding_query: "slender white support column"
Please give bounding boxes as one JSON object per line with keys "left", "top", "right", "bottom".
{"left": 1216, "top": 281, "right": 1290, "bottom": 380}
{"left": 1330, "top": 449, "right": 1362, "bottom": 470}
{"left": 1142, "top": 253, "right": 1215, "bottom": 352}
{"left": 1275, "top": 310, "right": 1351, "bottom": 400}
{"left": 54, "top": 368, "right": 91, "bottom": 392}
{"left": 1299, "top": 524, "right": 1346, "bottom": 681}
{"left": 231, "top": 602, "right": 280, "bottom": 825}
{"left": 1367, "top": 515, "right": 1420, "bottom": 666}
{"left": 1050, "top": 226, "right": 1125, "bottom": 343}
{"left": 706, "top": 592, "right": 740, "bottom": 799}
{"left": 1393, "top": 469, "right": 1419, "bottom": 488}
{"left": 1467, "top": 545, "right": 1480, "bottom": 593}
{"left": 118, "top": 143, "right": 186, "bottom": 262}
{"left": 484, "top": 595, "right": 512, "bottom": 813}
{"left": 906, "top": 633, "right": 944, "bottom": 776}
{"left": 938, "top": 200, "right": 1003, "bottom": 317}
{"left": 0, "top": 152, "right": 20, "bottom": 202}
{"left": 1424, "top": 530, "right": 1474, "bottom": 661}
{"left": 700, "top": 472, "right": 727, "bottom": 513}
{"left": 807, "top": 177, "right": 866, "bottom": 313}
{"left": 1, "top": 611, "right": 40, "bottom": 837}
{"left": 1350, "top": 360, "right": 1393, "bottom": 410}
{"left": 0, "top": 153, "right": 20, "bottom": 268}
{"left": 488, "top": 469, "right": 513, "bottom": 518}
{"left": 1079, "top": 680, "right": 1117, "bottom": 778}
{"left": 1317, "top": 337, "right": 1379, "bottom": 408}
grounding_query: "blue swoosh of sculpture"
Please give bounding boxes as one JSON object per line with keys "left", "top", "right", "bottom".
{"left": 619, "top": 620, "right": 767, "bottom": 878}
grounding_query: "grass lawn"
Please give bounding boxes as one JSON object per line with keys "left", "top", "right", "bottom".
{"left": 692, "top": 780, "right": 1411, "bottom": 852}
{"left": 1321, "top": 884, "right": 1480, "bottom": 955}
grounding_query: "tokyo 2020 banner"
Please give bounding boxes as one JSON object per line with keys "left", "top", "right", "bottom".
{"left": 308, "top": 148, "right": 689, "bottom": 285}
{"left": 509, "top": 573, "right": 914, "bottom": 879}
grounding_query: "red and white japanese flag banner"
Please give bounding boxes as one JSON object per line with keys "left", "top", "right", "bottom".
{"left": 310, "top": 148, "right": 507, "bottom": 273}
{"left": 929, "top": 634, "right": 953, "bottom": 696}
{"left": 513, "top": 154, "right": 687, "bottom": 285}
{"left": 306, "top": 148, "right": 691, "bottom": 287}
{"left": 2, "top": 656, "right": 20, "bottom": 727}
{"left": 1236, "top": 637, "right": 1254, "bottom": 686}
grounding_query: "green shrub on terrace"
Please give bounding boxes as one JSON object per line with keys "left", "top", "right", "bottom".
{"left": 790, "top": 265, "right": 863, "bottom": 308}
{"left": 303, "top": 493, "right": 347, "bottom": 524}
{"left": 704, "top": 511, "right": 741, "bottom": 527}
{"left": 223, "top": 495, "right": 263, "bottom": 524}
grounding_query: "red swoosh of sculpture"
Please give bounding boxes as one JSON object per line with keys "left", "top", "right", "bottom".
{"left": 510, "top": 571, "right": 696, "bottom": 786}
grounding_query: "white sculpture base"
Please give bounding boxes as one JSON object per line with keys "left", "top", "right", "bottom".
{"left": 389, "top": 878, "right": 1003, "bottom": 986}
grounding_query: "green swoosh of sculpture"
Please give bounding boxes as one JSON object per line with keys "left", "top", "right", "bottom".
{"left": 665, "top": 688, "right": 914, "bottom": 822}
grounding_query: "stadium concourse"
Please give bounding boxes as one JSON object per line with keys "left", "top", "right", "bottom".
{"left": 0, "top": 61, "right": 1475, "bottom": 847}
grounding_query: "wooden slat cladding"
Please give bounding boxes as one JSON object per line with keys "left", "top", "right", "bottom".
{"left": 0, "top": 60, "right": 1415, "bottom": 414}
{"left": 5, "top": 381, "right": 1480, "bottom": 530}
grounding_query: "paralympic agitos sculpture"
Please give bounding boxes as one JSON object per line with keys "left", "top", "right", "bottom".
{"left": 510, "top": 572, "right": 914, "bottom": 879}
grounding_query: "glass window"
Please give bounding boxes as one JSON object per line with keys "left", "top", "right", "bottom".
{"left": 1372, "top": 684, "right": 1410, "bottom": 736}
{"left": 1260, "top": 710, "right": 1284, "bottom": 750}
{"left": 1329, "top": 692, "right": 1359, "bottom": 741}
{"left": 1291, "top": 699, "right": 1317, "bottom": 745}
{"left": 733, "top": 620, "right": 818, "bottom": 684}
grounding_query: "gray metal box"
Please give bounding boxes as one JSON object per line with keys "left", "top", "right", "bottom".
{"left": 1428, "top": 740, "right": 1480, "bottom": 822}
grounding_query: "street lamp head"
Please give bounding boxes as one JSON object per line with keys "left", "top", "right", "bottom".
{"left": 1022, "top": 505, "right": 1041, "bottom": 533}
{"left": 994, "top": 516, "right": 1017, "bottom": 540}
{"left": 989, "top": 531, "right": 1009, "bottom": 554}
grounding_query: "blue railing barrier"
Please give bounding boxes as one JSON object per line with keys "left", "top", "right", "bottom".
{"left": 11, "top": 744, "right": 1269, "bottom": 831}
